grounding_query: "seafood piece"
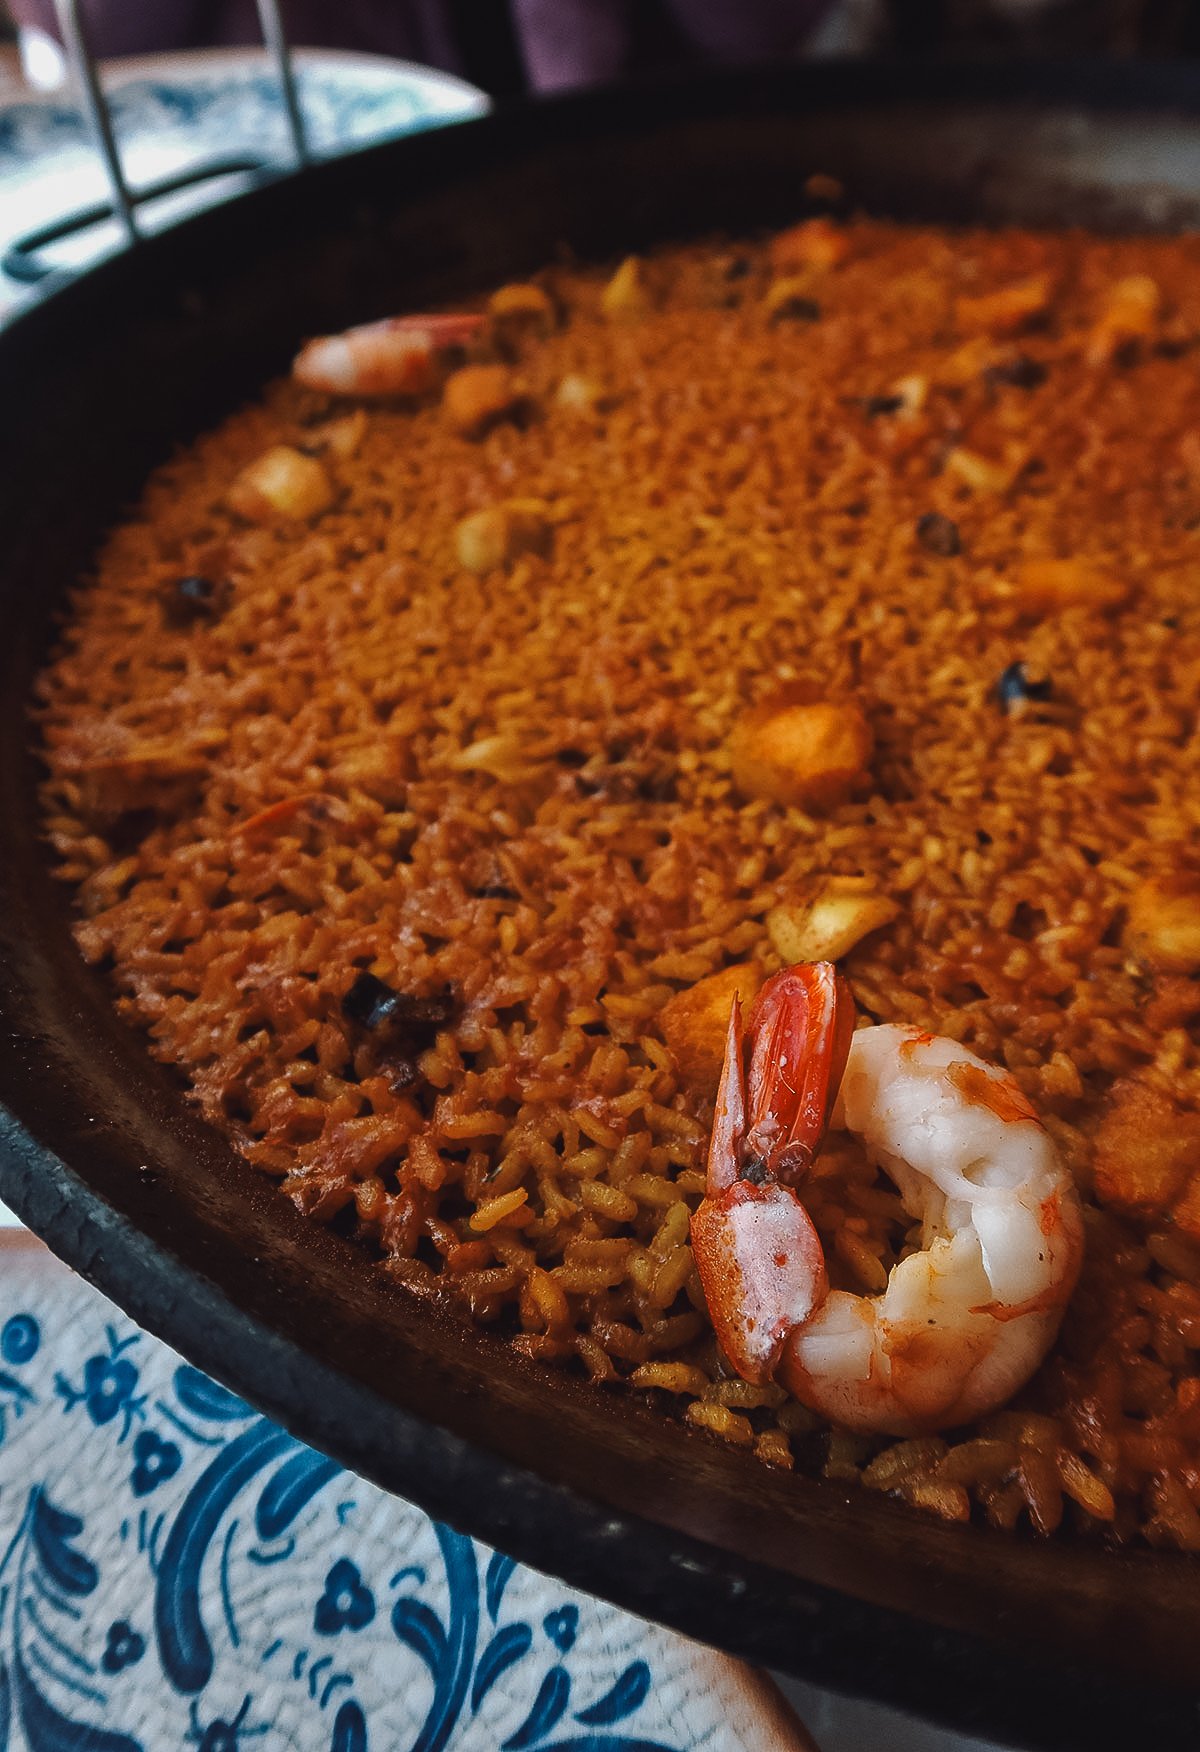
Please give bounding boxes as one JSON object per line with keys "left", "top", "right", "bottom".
{"left": 1093, "top": 1080, "right": 1200, "bottom": 1218}
{"left": 785, "top": 1026, "right": 1084, "bottom": 1434}
{"left": 455, "top": 500, "right": 552, "bottom": 574}
{"left": 730, "top": 697, "right": 873, "bottom": 810}
{"left": 602, "top": 256, "right": 649, "bottom": 322}
{"left": 1124, "top": 874, "right": 1200, "bottom": 974}
{"left": 1006, "top": 557, "right": 1130, "bottom": 616}
{"left": 1085, "top": 275, "right": 1160, "bottom": 366}
{"left": 227, "top": 445, "right": 333, "bottom": 522}
{"left": 293, "top": 313, "right": 485, "bottom": 398}
{"left": 954, "top": 274, "right": 1053, "bottom": 337}
{"left": 769, "top": 218, "right": 850, "bottom": 273}
{"left": 766, "top": 880, "right": 899, "bottom": 964}
{"left": 690, "top": 964, "right": 853, "bottom": 1382}
{"left": 443, "top": 364, "right": 524, "bottom": 438}
{"left": 660, "top": 962, "right": 763, "bottom": 1091}
{"left": 944, "top": 446, "right": 1021, "bottom": 496}
{"left": 488, "top": 282, "right": 555, "bottom": 333}
{"left": 691, "top": 965, "right": 1084, "bottom": 1436}
{"left": 555, "top": 373, "right": 604, "bottom": 414}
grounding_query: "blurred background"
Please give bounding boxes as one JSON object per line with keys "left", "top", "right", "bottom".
{"left": 4, "top": 0, "right": 1200, "bottom": 97}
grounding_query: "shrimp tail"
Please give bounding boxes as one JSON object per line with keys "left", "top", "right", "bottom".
{"left": 691, "top": 963, "right": 854, "bottom": 1384}
{"left": 293, "top": 313, "right": 486, "bottom": 397}
{"left": 745, "top": 962, "right": 857, "bottom": 1182}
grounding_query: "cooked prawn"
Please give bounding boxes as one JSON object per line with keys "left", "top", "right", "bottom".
{"left": 691, "top": 964, "right": 1084, "bottom": 1437}
{"left": 293, "top": 313, "right": 485, "bottom": 398}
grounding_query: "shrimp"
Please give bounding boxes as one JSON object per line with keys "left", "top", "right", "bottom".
{"left": 292, "top": 313, "right": 485, "bottom": 398}
{"left": 691, "top": 964, "right": 1084, "bottom": 1437}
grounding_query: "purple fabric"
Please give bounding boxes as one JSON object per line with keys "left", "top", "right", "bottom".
{"left": 659, "top": 0, "right": 830, "bottom": 63}
{"left": 515, "top": 0, "right": 831, "bottom": 88}
{"left": 10, "top": 0, "right": 463, "bottom": 66}
{"left": 12, "top": 0, "right": 833, "bottom": 88}
{"left": 510, "top": 0, "right": 633, "bottom": 91}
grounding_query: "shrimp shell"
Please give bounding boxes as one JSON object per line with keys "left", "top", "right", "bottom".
{"left": 293, "top": 314, "right": 485, "bottom": 398}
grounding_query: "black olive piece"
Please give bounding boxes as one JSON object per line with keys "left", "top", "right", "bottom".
{"left": 342, "top": 971, "right": 402, "bottom": 1029}
{"left": 342, "top": 972, "right": 457, "bottom": 1038}
{"left": 771, "top": 296, "right": 821, "bottom": 323}
{"left": 862, "top": 394, "right": 905, "bottom": 417}
{"left": 986, "top": 355, "right": 1047, "bottom": 390}
{"left": 163, "top": 574, "right": 222, "bottom": 625}
{"left": 996, "top": 661, "right": 1053, "bottom": 713}
{"left": 916, "top": 512, "right": 961, "bottom": 557}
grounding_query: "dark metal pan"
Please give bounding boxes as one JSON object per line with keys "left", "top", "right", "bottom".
{"left": 3, "top": 60, "right": 1200, "bottom": 1752}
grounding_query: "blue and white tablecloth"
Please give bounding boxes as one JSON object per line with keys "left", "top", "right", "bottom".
{"left": 0, "top": 1231, "right": 815, "bottom": 1752}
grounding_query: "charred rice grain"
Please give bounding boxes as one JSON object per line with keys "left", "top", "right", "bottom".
{"left": 986, "top": 355, "right": 1048, "bottom": 389}
{"left": 916, "top": 512, "right": 961, "bottom": 556}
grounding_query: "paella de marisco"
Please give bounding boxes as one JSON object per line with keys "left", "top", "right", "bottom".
{"left": 35, "top": 214, "right": 1200, "bottom": 1547}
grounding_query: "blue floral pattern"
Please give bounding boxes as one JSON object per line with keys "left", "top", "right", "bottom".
{"left": 0, "top": 55, "right": 491, "bottom": 311}
{"left": 2, "top": 1313, "right": 40, "bottom": 1364}
{"left": 0, "top": 1306, "right": 37, "bottom": 1444}
{"left": 103, "top": 1621, "right": 147, "bottom": 1674}
{"left": 131, "top": 1429, "right": 183, "bottom": 1496}
{"left": 543, "top": 1607, "right": 579, "bottom": 1655}
{"left": 315, "top": 1561, "right": 375, "bottom": 1636}
{"left": 0, "top": 1244, "right": 735, "bottom": 1751}
{"left": 0, "top": 60, "right": 489, "bottom": 170}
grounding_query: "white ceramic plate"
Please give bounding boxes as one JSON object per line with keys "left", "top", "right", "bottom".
{"left": 0, "top": 48, "right": 489, "bottom": 307}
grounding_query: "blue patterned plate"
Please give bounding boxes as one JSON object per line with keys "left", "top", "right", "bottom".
{"left": 0, "top": 1231, "right": 814, "bottom": 1752}
{"left": 0, "top": 48, "right": 489, "bottom": 307}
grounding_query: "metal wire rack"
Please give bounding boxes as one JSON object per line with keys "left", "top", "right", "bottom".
{"left": 3, "top": 0, "right": 307, "bottom": 284}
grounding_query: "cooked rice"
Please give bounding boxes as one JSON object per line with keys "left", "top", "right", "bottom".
{"left": 34, "top": 218, "right": 1200, "bottom": 1546}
